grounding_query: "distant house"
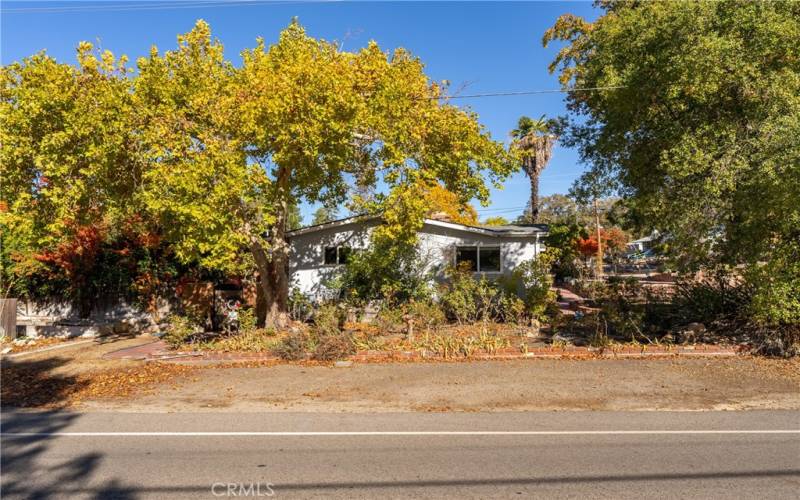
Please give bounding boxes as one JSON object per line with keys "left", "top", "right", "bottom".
{"left": 627, "top": 231, "right": 660, "bottom": 253}
{"left": 286, "top": 215, "right": 548, "bottom": 301}
{"left": 625, "top": 232, "right": 665, "bottom": 263}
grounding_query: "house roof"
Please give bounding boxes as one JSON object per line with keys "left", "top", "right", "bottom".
{"left": 628, "top": 231, "right": 661, "bottom": 245}
{"left": 286, "top": 214, "right": 548, "bottom": 238}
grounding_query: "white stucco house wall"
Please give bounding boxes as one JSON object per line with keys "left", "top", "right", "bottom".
{"left": 286, "top": 215, "right": 548, "bottom": 301}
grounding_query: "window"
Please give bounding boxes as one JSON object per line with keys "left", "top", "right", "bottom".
{"left": 455, "top": 247, "right": 478, "bottom": 272}
{"left": 479, "top": 247, "right": 501, "bottom": 272}
{"left": 338, "top": 247, "right": 352, "bottom": 264}
{"left": 456, "top": 245, "right": 501, "bottom": 272}
{"left": 323, "top": 246, "right": 352, "bottom": 265}
{"left": 324, "top": 247, "right": 338, "bottom": 265}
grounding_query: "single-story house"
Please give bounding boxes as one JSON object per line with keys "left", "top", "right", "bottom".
{"left": 627, "top": 234, "right": 656, "bottom": 253}
{"left": 286, "top": 215, "right": 548, "bottom": 301}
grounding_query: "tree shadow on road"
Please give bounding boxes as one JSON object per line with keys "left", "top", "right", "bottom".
{"left": 1, "top": 356, "right": 139, "bottom": 499}
{"left": 1, "top": 411, "right": 138, "bottom": 499}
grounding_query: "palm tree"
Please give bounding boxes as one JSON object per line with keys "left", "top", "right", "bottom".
{"left": 511, "top": 115, "right": 556, "bottom": 223}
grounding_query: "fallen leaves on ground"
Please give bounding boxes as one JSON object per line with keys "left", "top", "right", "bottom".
{"left": 1, "top": 337, "right": 72, "bottom": 354}
{"left": 1, "top": 361, "right": 197, "bottom": 408}
{"left": 715, "top": 355, "right": 800, "bottom": 383}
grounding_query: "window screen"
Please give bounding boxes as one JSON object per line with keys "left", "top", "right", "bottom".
{"left": 479, "top": 247, "right": 501, "bottom": 272}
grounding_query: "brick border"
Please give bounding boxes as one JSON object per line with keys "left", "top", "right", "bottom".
{"left": 153, "top": 343, "right": 744, "bottom": 364}
{"left": 347, "top": 344, "right": 742, "bottom": 363}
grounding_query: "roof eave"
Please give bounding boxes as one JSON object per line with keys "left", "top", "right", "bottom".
{"left": 287, "top": 216, "right": 549, "bottom": 238}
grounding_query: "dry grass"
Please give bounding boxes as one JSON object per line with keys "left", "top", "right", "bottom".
{"left": 191, "top": 329, "right": 283, "bottom": 353}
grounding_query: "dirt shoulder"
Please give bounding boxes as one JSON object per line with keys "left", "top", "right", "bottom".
{"left": 3, "top": 336, "right": 798, "bottom": 412}
{"left": 0, "top": 336, "right": 195, "bottom": 408}
{"left": 88, "top": 356, "right": 799, "bottom": 413}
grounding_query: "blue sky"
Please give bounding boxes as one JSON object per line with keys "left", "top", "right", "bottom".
{"left": 1, "top": 1, "right": 599, "bottom": 224}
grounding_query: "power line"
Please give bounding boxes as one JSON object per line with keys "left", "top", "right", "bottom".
{"left": 500, "top": 173, "right": 583, "bottom": 183}
{"left": 436, "top": 86, "right": 626, "bottom": 100}
{"left": 477, "top": 205, "right": 526, "bottom": 211}
{"left": 476, "top": 206, "right": 527, "bottom": 214}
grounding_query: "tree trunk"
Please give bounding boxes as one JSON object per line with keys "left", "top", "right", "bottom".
{"left": 265, "top": 228, "right": 290, "bottom": 328}
{"left": 249, "top": 238, "right": 273, "bottom": 318}
{"left": 527, "top": 158, "right": 540, "bottom": 223}
{"left": 252, "top": 165, "right": 291, "bottom": 330}
{"left": 250, "top": 235, "right": 289, "bottom": 329}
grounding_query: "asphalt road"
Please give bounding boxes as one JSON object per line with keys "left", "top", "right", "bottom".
{"left": 2, "top": 411, "right": 798, "bottom": 499}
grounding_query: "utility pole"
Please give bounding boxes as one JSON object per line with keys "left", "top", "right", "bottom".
{"left": 594, "top": 198, "right": 603, "bottom": 279}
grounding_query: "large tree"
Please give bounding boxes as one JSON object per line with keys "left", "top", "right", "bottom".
{"left": 138, "top": 20, "right": 515, "bottom": 327}
{"left": 423, "top": 183, "right": 478, "bottom": 225}
{"left": 510, "top": 115, "right": 557, "bottom": 223}
{"left": 1, "top": 44, "right": 140, "bottom": 306}
{"left": 518, "top": 194, "right": 626, "bottom": 229}
{"left": 2, "top": 20, "right": 515, "bottom": 327}
{"left": 310, "top": 206, "right": 339, "bottom": 226}
{"left": 544, "top": 1, "right": 800, "bottom": 324}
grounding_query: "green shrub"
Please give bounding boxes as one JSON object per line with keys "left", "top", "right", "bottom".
{"left": 374, "top": 304, "right": 407, "bottom": 333}
{"left": 238, "top": 307, "right": 257, "bottom": 333}
{"left": 314, "top": 303, "right": 346, "bottom": 336}
{"left": 511, "top": 252, "right": 557, "bottom": 321}
{"left": 495, "top": 293, "right": 527, "bottom": 324}
{"left": 288, "top": 287, "right": 313, "bottom": 322}
{"left": 440, "top": 261, "right": 553, "bottom": 325}
{"left": 439, "top": 265, "right": 484, "bottom": 324}
{"left": 746, "top": 243, "right": 800, "bottom": 326}
{"left": 596, "top": 277, "right": 646, "bottom": 341}
{"left": 407, "top": 300, "right": 446, "bottom": 332}
{"left": 673, "top": 266, "right": 799, "bottom": 357}
{"left": 673, "top": 269, "right": 751, "bottom": 326}
{"left": 163, "top": 314, "right": 197, "bottom": 348}
{"left": 333, "top": 240, "right": 434, "bottom": 306}
{"left": 589, "top": 329, "right": 612, "bottom": 348}
{"left": 373, "top": 299, "right": 446, "bottom": 335}
{"left": 544, "top": 223, "right": 587, "bottom": 280}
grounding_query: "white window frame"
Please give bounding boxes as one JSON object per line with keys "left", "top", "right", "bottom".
{"left": 454, "top": 244, "right": 502, "bottom": 273}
